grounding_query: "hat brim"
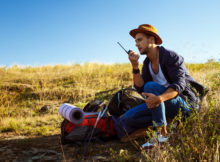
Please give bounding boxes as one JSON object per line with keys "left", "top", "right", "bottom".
{"left": 129, "top": 29, "right": 162, "bottom": 45}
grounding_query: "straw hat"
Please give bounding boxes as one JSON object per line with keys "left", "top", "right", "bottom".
{"left": 129, "top": 24, "right": 162, "bottom": 45}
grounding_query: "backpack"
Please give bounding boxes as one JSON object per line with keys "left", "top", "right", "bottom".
{"left": 61, "top": 111, "right": 116, "bottom": 145}
{"left": 108, "top": 87, "right": 145, "bottom": 117}
{"left": 60, "top": 87, "right": 144, "bottom": 144}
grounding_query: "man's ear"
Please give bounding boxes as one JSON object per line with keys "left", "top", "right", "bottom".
{"left": 149, "top": 36, "right": 156, "bottom": 44}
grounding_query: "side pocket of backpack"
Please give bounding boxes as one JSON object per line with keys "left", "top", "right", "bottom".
{"left": 60, "top": 119, "right": 70, "bottom": 145}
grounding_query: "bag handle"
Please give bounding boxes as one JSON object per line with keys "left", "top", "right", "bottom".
{"left": 120, "top": 87, "right": 146, "bottom": 99}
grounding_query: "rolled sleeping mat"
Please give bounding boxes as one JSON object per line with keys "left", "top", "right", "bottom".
{"left": 59, "top": 103, "right": 99, "bottom": 124}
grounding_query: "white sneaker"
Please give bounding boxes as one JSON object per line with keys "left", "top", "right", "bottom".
{"left": 157, "top": 134, "right": 168, "bottom": 143}
{"left": 141, "top": 138, "right": 155, "bottom": 149}
{"left": 142, "top": 132, "right": 168, "bottom": 149}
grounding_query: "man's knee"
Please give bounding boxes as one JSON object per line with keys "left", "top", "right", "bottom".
{"left": 144, "top": 81, "right": 159, "bottom": 93}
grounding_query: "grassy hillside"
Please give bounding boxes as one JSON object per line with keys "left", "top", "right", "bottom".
{"left": 0, "top": 62, "right": 219, "bottom": 161}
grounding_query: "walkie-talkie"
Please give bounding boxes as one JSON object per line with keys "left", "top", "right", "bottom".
{"left": 117, "top": 42, "right": 131, "bottom": 54}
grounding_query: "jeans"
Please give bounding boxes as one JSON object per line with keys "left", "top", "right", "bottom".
{"left": 112, "top": 81, "right": 191, "bottom": 139}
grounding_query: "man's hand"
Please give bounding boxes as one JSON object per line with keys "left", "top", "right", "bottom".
{"left": 142, "top": 92, "right": 162, "bottom": 109}
{"left": 128, "top": 51, "right": 140, "bottom": 69}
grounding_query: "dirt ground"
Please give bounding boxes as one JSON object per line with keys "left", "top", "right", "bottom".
{"left": 0, "top": 132, "right": 146, "bottom": 161}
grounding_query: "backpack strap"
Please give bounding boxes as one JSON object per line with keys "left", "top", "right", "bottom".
{"left": 85, "top": 118, "right": 94, "bottom": 140}
{"left": 117, "top": 91, "right": 122, "bottom": 109}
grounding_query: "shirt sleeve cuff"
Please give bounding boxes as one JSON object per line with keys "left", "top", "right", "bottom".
{"left": 168, "top": 84, "right": 181, "bottom": 94}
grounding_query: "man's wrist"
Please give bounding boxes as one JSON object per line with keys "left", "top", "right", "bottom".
{"left": 158, "top": 95, "right": 164, "bottom": 103}
{"left": 132, "top": 68, "right": 140, "bottom": 74}
{"left": 132, "top": 63, "right": 139, "bottom": 69}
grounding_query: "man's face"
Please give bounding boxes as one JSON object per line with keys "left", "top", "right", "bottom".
{"left": 135, "top": 33, "right": 151, "bottom": 55}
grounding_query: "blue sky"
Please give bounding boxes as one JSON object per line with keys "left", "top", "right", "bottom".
{"left": 0, "top": 0, "right": 220, "bottom": 66}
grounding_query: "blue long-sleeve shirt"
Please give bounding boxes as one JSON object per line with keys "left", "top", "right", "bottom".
{"left": 134, "top": 46, "right": 205, "bottom": 110}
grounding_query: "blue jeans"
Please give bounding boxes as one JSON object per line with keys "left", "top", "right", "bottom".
{"left": 112, "top": 81, "right": 191, "bottom": 139}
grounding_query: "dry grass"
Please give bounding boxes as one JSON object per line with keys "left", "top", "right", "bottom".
{"left": 0, "top": 62, "right": 219, "bottom": 161}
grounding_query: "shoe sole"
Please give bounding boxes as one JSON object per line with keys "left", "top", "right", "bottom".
{"left": 143, "top": 146, "right": 154, "bottom": 150}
